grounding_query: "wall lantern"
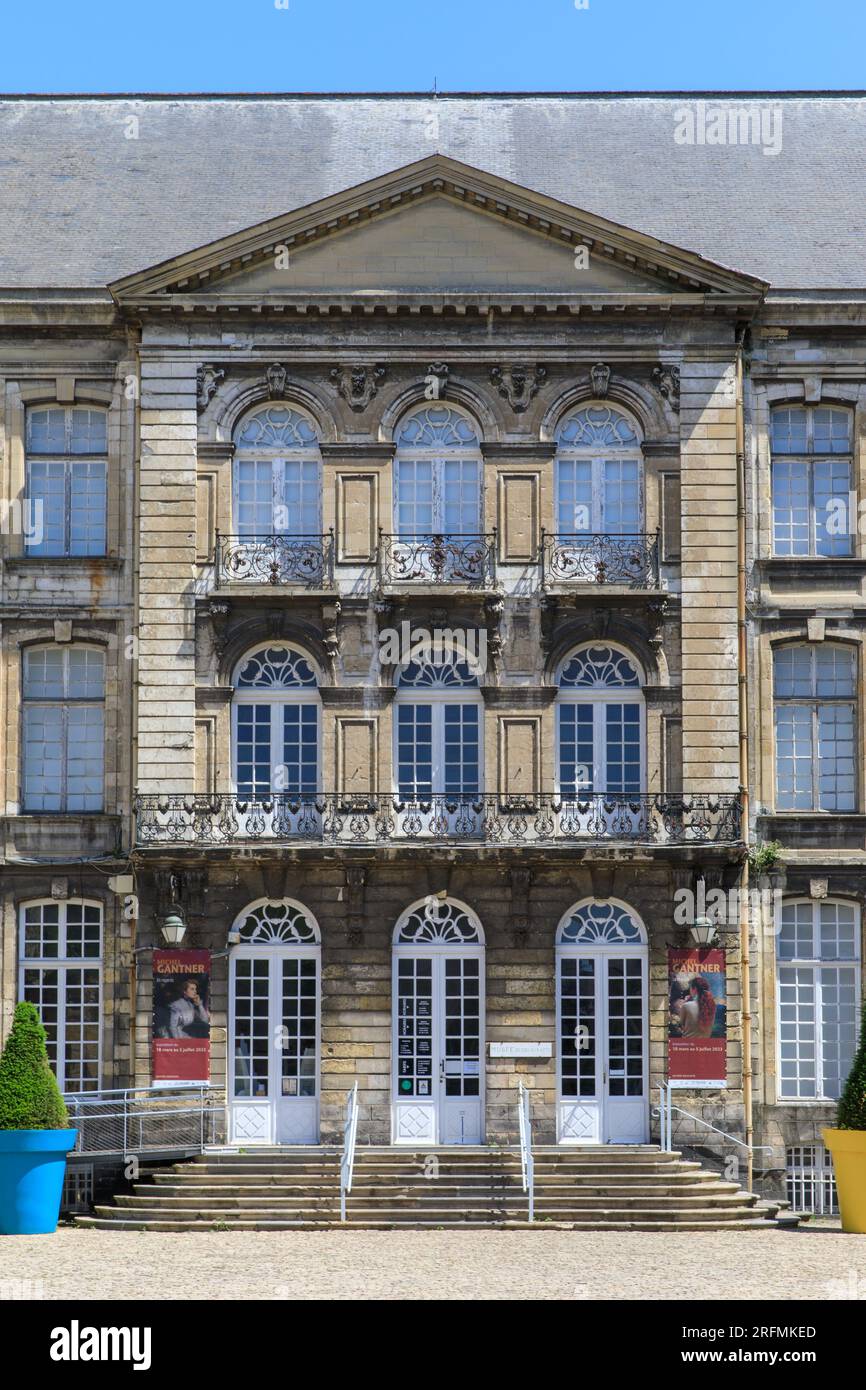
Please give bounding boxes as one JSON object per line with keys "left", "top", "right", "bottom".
{"left": 688, "top": 914, "right": 718, "bottom": 948}
{"left": 160, "top": 912, "right": 187, "bottom": 946}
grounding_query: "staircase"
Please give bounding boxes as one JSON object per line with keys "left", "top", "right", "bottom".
{"left": 76, "top": 1145, "right": 786, "bottom": 1231}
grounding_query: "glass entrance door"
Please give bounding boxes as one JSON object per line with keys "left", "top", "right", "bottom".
{"left": 557, "top": 948, "right": 648, "bottom": 1143}
{"left": 229, "top": 947, "right": 319, "bottom": 1144}
{"left": 393, "top": 950, "right": 483, "bottom": 1144}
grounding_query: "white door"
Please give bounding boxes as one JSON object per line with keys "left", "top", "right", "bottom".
{"left": 229, "top": 946, "right": 319, "bottom": 1144}
{"left": 557, "top": 946, "right": 648, "bottom": 1143}
{"left": 393, "top": 946, "right": 484, "bottom": 1144}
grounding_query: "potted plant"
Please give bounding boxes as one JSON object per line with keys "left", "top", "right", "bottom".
{"left": 824, "top": 1003, "right": 866, "bottom": 1234}
{"left": 0, "top": 1002, "right": 77, "bottom": 1234}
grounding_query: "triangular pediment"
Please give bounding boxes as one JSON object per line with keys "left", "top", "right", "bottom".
{"left": 109, "top": 155, "right": 767, "bottom": 309}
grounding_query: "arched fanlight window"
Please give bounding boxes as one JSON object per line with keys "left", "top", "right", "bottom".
{"left": 393, "top": 406, "right": 482, "bottom": 538}
{"left": 556, "top": 643, "right": 644, "bottom": 797}
{"left": 394, "top": 897, "right": 484, "bottom": 946}
{"left": 233, "top": 899, "right": 320, "bottom": 945}
{"left": 556, "top": 900, "right": 647, "bottom": 946}
{"left": 232, "top": 644, "right": 320, "bottom": 799}
{"left": 773, "top": 643, "right": 856, "bottom": 812}
{"left": 555, "top": 405, "right": 642, "bottom": 536}
{"left": 395, "top": 654, "right": 482, "bottom": 800}
{"left": 233, "top": 405, "right": 322, "bottom": 538}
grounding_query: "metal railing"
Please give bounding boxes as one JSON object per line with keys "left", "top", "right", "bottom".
{"left": 134, "top": 791, "right": 743, "bottom": 847}
{"left": 541, "top": 530, "right": 660, "bottom": 589}
{"left": 656, "top": 1083, "right": 774, "bottom": 1162}
{"left": 340, "top": 1081, "right": 359, "bottom": 1223}
{"left": 63, "top": 1085, "right": 225, "bottom": 1158}
{"left": 517, "top": 1083, "right": 535, "bottom": 1223}
{"left": 378, "top": 531, "right": 496, "bottom": 586}
{"left": 216, "top": 531, "right": 334, "bottom": 587}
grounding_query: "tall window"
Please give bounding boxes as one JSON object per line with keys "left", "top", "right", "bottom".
{"left": 19, "top": 900, "right": 102, "bottom": 1093}
{"left": 773, "top": 644, "right": 856, "bottom": 811}
{"left": 777, "top": 899, "right": 860, "bottom": 1101}
{"left": 232, "top": 645, "right": 319, "bottom": 798}
{"left": 555, "top": 406, "right": 642, "bottom": 535}
{"left": 22, "top": 645, "right": 105, "bottom": 812}
{"left": 771, "top": 406, "right": 853, "bottom": 557}
{"left": 233, "top": 406, "right": 321, "bottom": 537}
{"left": 394, "top": 407, "right": 481, "bottom": 537}
{"left": 557, "top": 644, "right": 644, "bottom": 796}
{"left": 25, "top": 406, "right": 107, "bottom": 556}
{"left": 395, "top": 654, "right": 481, "bottom": 799}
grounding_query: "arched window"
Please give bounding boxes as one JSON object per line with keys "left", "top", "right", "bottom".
{"left": 771, "top": 405, "right": 852, "bottom": 557}
{"left": 22, "top": 645, "right": 105, "bottom": 812}
{"left": 229, "top": 898, "right": 320, "bottom": 1144}
{"left": 395, "top": 653, "right": 481, "bottom": 801}
{"left": 233, "top": 405, "right": 321, "bottom": 538}
{"left": 556, "top": 643, "right": 644, "bottom": 797}
{"left": 25, "top": 405, "right": 108, "bottom": 557}
{"left": 773, "top": 643, "right": 856, "bottom": 811}
{"left": 555, "top": 898, "right": 648, "bottom": 1143}
{"left": 393, "top": 406, "right": 482, "bottom": 539}
{"left": 555, "top": 406, "right": 642, "bottom": 536}
{"left": 19, "top": 899, "right": 102, "bottom": 1092}
{"left": 232, "top": 644, "right": 319, "bottom": 799}
{"left": 777, "top": 899, "right": 861, "bottom": 1100}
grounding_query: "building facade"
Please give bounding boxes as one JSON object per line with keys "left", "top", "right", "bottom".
{"left": 0, "top": 95, "right": 863, "bottom": 1204}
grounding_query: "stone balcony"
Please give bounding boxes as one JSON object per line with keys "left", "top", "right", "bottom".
{"left": 133, "top": 791, "right": 742, "bottom": 848}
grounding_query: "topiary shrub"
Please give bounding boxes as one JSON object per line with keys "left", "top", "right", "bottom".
{"left": 838, "top": 1003, "right": 866, "bottom": 1131}
{"left": 0, "top": 1002, "right": 69, "bottom": 1130}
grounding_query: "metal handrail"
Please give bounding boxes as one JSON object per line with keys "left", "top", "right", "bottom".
{"left": 517, "top": 1082, "right": 535, "bottom": 1223}
{"left": 62, "top": 1085, "right": 224, "bottom": 1158}
{"left": 340, "top": 1081, "right": 359, "bottom": 1223}
{"left": 657, "top": 1083, "right": 773, "bottom": 1159}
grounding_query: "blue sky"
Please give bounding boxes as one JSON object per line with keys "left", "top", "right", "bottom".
{"left": 0, "top": 0, "right": 862, "bottom": 93}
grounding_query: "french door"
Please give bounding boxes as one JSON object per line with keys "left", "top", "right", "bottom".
{"left": 393, "top": 948, "right": 484, "bottom": 1144}
{"left": 395, "top": 456, "right": 481, "bottom": 537}
{"left": 557, "top": 946, "right": 648, "bottom": 1143}
{"left": 229, "top": 947, "right": 319, "bottom": 1144}
{"left": 556, "top": 456, "right": 641, "bottom": 534}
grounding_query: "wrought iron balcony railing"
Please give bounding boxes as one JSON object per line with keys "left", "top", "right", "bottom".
{"left": 133, "top": 791, "right": 742, "bottom": 847}
{"left": 541, "top": 531, "right": 660, "bottom": 589}
{"left": 378, "top": 532, "right": 496, "bottom": 587}
{"left": 216, "top": 532, "right": 334, "bottom": 587}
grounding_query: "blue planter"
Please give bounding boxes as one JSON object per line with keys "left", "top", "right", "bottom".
{"left": 0, "top": 1129, "right": 77, "bottom": 1235}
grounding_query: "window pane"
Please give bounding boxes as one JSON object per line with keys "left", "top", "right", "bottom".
{"left": 812, "top": 407, "right": 851, "bottom": 454}
{"left": 278, "top": 459, "right": 320, "bottom": 536}
{"left": 556, "top": 458, "right": 592, "bottom": 533}
{"left": 397, "top": 703, "right": 432, "bottom": 798}
{"left": 236, "top": 459, "right": 274, "bottom": 536}
{"left": 69, "top": 462, "right": 107, "bottom": 556}
{"left": 777, "top": 901, "right": 814, "bottom": 960}
{"left": 442, "top": 458, "right": 480, "bottom": 534}
{"left": 23, "top": 647, "right": 65, "bottom": 699}
{"left": 773, "top": 645, "right": 813, "bottom": 699}
{"left": 820, "top": 967, "right": 858, "bottom": 1099}
{"left": 771, "top": 460, "right": 810, "bottom": 556}
{"left": 282, "top": 704, "right": 318, "bottom": 794}
{"left": 558, "top": 704, "right": 594, "bottom": 796}
{"left": 235, "top": 704, "right": 272, "bottom": 797}
{"left": 774, "top": 704, "right": 814, "bottom": 810}
{"left": 771, "top": 408, "right": 808, "bottom": 453}
{"left": 27, "top": 408, "right": 66, "bottom": 453}
{"left": 69, "top": 408, "right": 107, "bottom": 455}
{"left": 814, "top": 645, "right": 855, "bottom": 698}
{"left": 819, "top": 902, "right": 858, "bottom": 961}
{"left": 816, "top": 704, "right": 856, "bottom": 812}
{"left": 602, "top": 459, "right": 640, "bottom": 533}
{"left": 813, "top": 459, "right": 853, "bottom": 557}
{"left": 65, "top": 706, "right": 105, "bottom": 811}
{"left": 22, "top": 704, "right": 63, "bottom": 811}
{"left": 443, "top": 704, "right": 479, "bottom": 796}
{"left": 67, "top": 647, "right": 105, "bottom": 699}
{"left": 605, "top": 702, "right": 641, "bottom": 793}
{"left": 395, "top": 459, "right": 434, "bottom": 536}
{"left": 778, "top": 966, "right": 817, "bottom": 1099}
{"left": 25, "top": 460, "right": 66, "bottom": 555}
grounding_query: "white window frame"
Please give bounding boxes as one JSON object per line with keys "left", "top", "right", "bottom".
{"left": 393, "top": 677, "right": 484, "bottom": 798}
{"left": 773, "top": 643, "right": 858, "bottom": 813}
{"left": 393, "top": 406, "right": 483, "bottom": 538}
{"left": 18, "top": 898, "right": 103, "bottom": 1094}
{"left": 770, "top": 405, "right": 853, "bottom": 558}
{"left": 21, "top": 643, "right": 106, "bottom": 814}
{"left": 232, "top": 406, "right": 322, "bottom": 538}
{"left": 775, "top": 898, "right": 861, "bottom": 1103}
{"left": 25, "top": 405, "right": 108, "bottom": 558}
{"left": 555, "top": 644, "right": 646, "bottom": 796}
{"left": 555, "top": 404, "right": 644, "bottom": 535}
{"left": 231, "top": 646, "right": 321, "bottom": 797}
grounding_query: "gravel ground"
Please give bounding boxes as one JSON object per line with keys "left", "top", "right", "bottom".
{"left": 1, "top": 1224, "right": 865, "bottom": 1300}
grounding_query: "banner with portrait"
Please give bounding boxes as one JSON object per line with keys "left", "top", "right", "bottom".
{"left": 152, "top": 949, "right": 211, "bottom": 1083}
{"left": 667, "top": 948, "right": 727, "bottom": 1086}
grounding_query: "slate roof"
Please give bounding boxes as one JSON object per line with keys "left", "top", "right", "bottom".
{"left": 0, "top": 93, "right": 863, "bottom": 291}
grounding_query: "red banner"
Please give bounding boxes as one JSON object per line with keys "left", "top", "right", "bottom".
{"left": 667, "top": 948, "right": 727, "bottom": 1085}
{"left": 152, "top": 949, "right": 211, "bottom": 1083}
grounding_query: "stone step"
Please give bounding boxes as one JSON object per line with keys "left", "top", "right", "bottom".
{"left": 140, "top": 1179, "right": 742, "bottom": 1200}
{"left": 79, "top": 1206, "right": 766, "bottom": 1230}
{"left": 113, "top": 1191, "right": 755, "bottom": 1212}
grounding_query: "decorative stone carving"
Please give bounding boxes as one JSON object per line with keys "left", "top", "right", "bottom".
{"left": 322, "top": 601, "right": 342, "bottom": 665}
{"left": 425, "top": 362, "right": 449, "bottom": 399}
{"left": 330, "top": 363, "right": 387, "bottom": 412}
{"left": 345, "top": 865, "right": 368, "bottom": 945}
{"left": 208, "top": 601, "right": 231, "bottom": 659}
{"left": 590, "top": 362, "right": 611, "bottom": 398}
{"left": 589, "top": 866, "right": 617, "bottom": 901}
{"left": 652, "top": 364, "right": 681, "bottom": 411}
{"left": 489, "top": 364, "right": 547, "bottom": 413}
{"left": 509, "top": 867, "right": 533, "bottom": 945}
{"left": 196, "top": 364, "right": 225, "bottom": 413}
{"left": 647, "top": 598, "right": 668, "bottom": 652}
{"left": 265, "top": 363, "right": 289, "bottom": 398}
{"left": 484, "top": 595, "right": 505, "bottom": 670}
{"left": 592, "top": 605, "right": 612, "bottom": 639}
{"left": 540, "top": 595, "right": 559, "bottom": 655}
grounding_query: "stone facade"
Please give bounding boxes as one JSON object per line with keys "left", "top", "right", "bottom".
{"left": 0, "top": 121, "right": 862, "bottom": 1202}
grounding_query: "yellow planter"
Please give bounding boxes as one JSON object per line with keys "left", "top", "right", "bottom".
{"left": 823, "top": 1128, "right": 866, "bottom": 1234}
